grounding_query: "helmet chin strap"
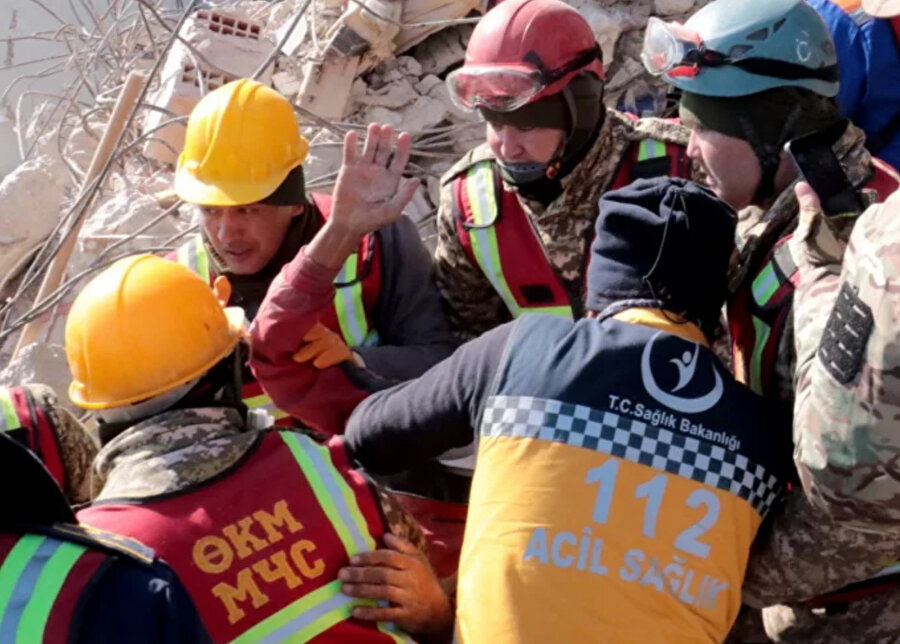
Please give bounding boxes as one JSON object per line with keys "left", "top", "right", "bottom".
{"left": 740, "top": 106, "right": 802, "bottom": 204}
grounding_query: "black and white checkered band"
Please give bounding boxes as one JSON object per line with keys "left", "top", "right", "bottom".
{"left": 481, "top": 395, "right": 781, "bottom": 516}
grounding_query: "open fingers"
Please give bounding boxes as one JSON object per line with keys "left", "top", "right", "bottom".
{"left": 374, "top": 125, "right": 395, "bottom": 166}
{"left": 361, "top": 123, "right": 381, "bottom": 163}
{"left": 384, "top": 178, "right": 419, "bottom": 219}
{"left": 342, "top": 129, "right": 359, "bottom": 166}
{"left": 388, "top": 131, "right": 412, "bottom": 176}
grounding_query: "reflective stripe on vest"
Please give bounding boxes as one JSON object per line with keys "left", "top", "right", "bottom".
{"left": 637, "top": 138, "right": 667, "bottom": 162}
{"left": 242, "top": 393, "right": 290, "bottom": 423}
{"left": 226, "top": 432, "right": 410, "bottom": 644}
{"left": 0, "top": 390, "right": 19, "bottom": 431}
{"left": 335, "top": 253, "right": 380, "bottom": 348}
{"left": 176, "top": 235, "right": 213, "bottom": 285}
{"left": 175, "top": 234, "right": 379, "bottom": 349}
{"left": 742, "top": 243, "right": 797, "bottom": 395}
{"left": 0, "top": 535, "right": 86, "bottom": 643}
{"left": 464, "top": 163, "right": 572, "bottom": 319}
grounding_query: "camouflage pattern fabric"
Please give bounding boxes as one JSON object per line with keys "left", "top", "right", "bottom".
{"left": 728, "top": 123, "right": 877, "bottom": 410}
{"left": 3, "top": 384, "right": 98, "bottom": 505}
{"left": 92, "top": 407, "right": 427, "bottom": 553}
{"left": 433, "top": 108, "right": 695, "bottom": 340}
{"left": 731, "top": 186, "right": 900, "bottom": 643}
{"left": 790, "top": 188, "right": 900, "bottom": 530}
{"left": 760, "top": 595, "right": 900, "bottom": 644}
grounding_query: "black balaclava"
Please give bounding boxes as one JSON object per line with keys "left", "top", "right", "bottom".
{"left": 680, "top": 88, "right": 841, "bottom": 204}
{"left": 586, "top": 177, "right": 737, "bottom": 339}
{"left": 480, "top": 72, "right": 606, "bottom": 204}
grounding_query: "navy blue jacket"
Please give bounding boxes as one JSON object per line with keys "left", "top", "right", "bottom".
{"left": 809, "top": 0, "right": 900, "bottom": 168}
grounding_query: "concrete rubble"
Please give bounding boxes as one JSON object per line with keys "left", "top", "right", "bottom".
{"left": 0, "top": 0, "right": 707, "bottom": 386}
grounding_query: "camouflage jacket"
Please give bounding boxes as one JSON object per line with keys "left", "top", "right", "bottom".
{"left": 433, "top": 108, "right": 693, "bottom": 340}
{"left": 0, "top": 384, "right": 97, "bottom": 505}
{"left": 728, "top": 123, "right": 877, "bottom": 409}
{"left": 789, "top": 188, "right": 900, "bottom": 532}
{"left": 91, "top": 407, "right": 426, "bottom": 551}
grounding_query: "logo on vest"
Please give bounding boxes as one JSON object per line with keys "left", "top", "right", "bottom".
{"left": 641, "top": 332, "right": 723, "bottom": 414}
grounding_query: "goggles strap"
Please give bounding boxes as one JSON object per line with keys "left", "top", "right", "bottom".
{"left": 523, "top": 45, "right": 602, "bottom": 87}
{"left": 691, "top": 51, "right": 839, "bottom": 83}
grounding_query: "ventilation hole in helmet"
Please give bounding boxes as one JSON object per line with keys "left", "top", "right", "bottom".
{"left": 746, "top": 28, "right": 769, "bottom": 41}
{"left": 728, "top": 45, "right": 753, "bottom": 58}
{"left": 773, "top": 18, "right": 786, "bottom": 33}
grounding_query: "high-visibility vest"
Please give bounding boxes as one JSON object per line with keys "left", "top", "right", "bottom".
{"left": 729, "top": 158, "right": 900, "bottom": 399}
{"left": 0, "top": 525, "right": 159, "bottom": 642}
{"left": 0, "top": 387, "right": 65, "bottom": 488}
{"left": 457, "top": 314, "right": 786, "bottom": 643}
{"left": 452, "top": 137, "right": 690, "bottom": 321}
{"left": 171, "top": 193, "right": 382, "bottom": 427}
{"left": 78, "top": 431, "right": 414, "bottom": 644}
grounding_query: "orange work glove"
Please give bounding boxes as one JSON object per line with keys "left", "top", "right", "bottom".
{"left": 293, "top": 323, "right": 359, "bottom": 369}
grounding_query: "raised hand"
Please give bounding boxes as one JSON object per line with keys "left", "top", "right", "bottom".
{"left": 330, "top": 123, "right": 419, "bottom": 239}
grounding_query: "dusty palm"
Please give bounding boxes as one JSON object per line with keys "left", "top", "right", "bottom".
{"left": 331, "top": 123, "right": 419, "bottom": 238}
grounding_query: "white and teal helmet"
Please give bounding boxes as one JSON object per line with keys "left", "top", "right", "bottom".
{"left": 644, "top": 0, "right": 839, "bottom": 98}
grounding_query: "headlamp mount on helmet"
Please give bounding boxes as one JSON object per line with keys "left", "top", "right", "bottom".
{"left": 642, "top": 17, "right": 838, "bottom": 85}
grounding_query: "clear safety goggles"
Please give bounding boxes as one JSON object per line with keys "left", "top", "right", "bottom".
{"left": 447, "top": 46, "right": 602, "bottom": 113}
{"left": 641, "top": 17, "right": 706, "bottom": 78}
{"left": 641, "top": 16, "right": 841, "bottom": 83}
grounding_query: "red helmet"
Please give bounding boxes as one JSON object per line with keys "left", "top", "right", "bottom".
{"left": 447, "top": 0, "right": 604, "bottom": 113}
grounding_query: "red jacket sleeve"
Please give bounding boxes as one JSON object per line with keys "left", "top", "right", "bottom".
{"left": 248, "top": 248, "right": 367, "bottom": 435}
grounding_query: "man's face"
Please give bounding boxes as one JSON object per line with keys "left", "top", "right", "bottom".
{"left": 687, "top": 127, "right": 761, "bottom": 211}
{"left": 486, "top": 121, "right": 565, "bottom": 165}
{"left": 198, "top": 203, "right": 302, "bottom": 275}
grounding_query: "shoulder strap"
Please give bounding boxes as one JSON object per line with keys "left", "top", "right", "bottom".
{"left": 36, "top": 523, "right": 157, "bottom": 566}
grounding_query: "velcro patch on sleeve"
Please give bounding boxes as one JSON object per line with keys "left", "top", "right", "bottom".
{"left": 817, "top": 282, "right": 874, "bottom": 385}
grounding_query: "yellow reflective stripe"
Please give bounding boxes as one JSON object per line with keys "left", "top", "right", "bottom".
{"left": 175, "top": 235, "right": 212, "bottom": 284}
{"left": 466, "top": 164, "right": 526, "bottom": 317}
{"left": 242, "top": 393, "right": 289, "bottom": 421}
{"left": 638, "top": 138, "right": 667, "bottom": 161}
{"left": 466, "top": 163, "right": 573, "bottom": 319}
{"left": 0, "top": 390, "right": 20, "bottom": 431}
{"left": 334, "top": 254, "right": 370, "bottom": 347}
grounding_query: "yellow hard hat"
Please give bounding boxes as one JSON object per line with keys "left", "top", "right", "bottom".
{"left": 65, "top": 255, "right": 245, "bottom": 410}
{"left": 174, "top": 78, "right": 309, "bottom": 206}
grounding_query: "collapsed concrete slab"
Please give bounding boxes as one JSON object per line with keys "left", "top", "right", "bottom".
{"left": 142, "top": 10, "right": 273, "bottom": 165}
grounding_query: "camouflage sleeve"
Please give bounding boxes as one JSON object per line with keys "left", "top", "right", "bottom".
{"left": 433, "top": 178, "right": 507, "bottom": 342}
{"left": 373, "top": 486, "right": 429, "bottom": 555}
{"left": 16, "top": 384, "right": 98, "bottom": 505}
{"left": 791, "top": 193, "right": 900, "bottom": 531}
{"left": 741, "top": 489, "right": 900, "bottom": 607}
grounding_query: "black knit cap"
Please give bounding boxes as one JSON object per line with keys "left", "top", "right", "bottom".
{"left": 586, "top": 177, "right": 737, "bottom": 336}
{"left": 260, "top": 165, "right": 307, "bottom": 206}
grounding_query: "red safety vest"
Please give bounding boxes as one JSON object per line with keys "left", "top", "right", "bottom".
{"left": 0, "top": 524, "right": 158, "bottom": 642}
{"left": 729, "top": 158, "right": 900, "bottom": 398}
{"left": 452, "top": 138, "right": 690, "bottom": 320}
{"left": 0, "top": 387, "right": 65, "bottom": 488}
{"left": 169, "top": 193, "right": 383, "bottom": 427}
{"left": 78, "top": 432, "right": 413, "bottom": 644}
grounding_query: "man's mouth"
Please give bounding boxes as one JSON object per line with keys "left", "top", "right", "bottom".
{"left": 223, "top": 247, "right": 252, "bottom": 259}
